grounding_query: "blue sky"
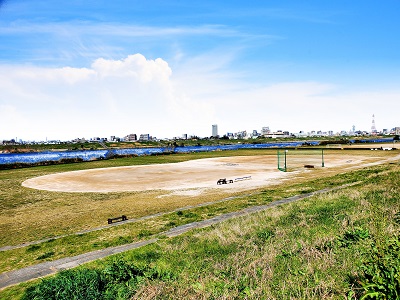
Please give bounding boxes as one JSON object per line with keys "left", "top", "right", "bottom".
{"left": 0, "top": 0, "right": 399, "bottom": 140}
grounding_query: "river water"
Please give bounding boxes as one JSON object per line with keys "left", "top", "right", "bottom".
{"left": 0, "top": 138, "right": 393, "bottom": 165}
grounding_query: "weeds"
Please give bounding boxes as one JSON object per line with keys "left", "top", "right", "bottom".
{"left": 337, "top": 227, "right": 370, "bottom": 248}
{"left": 349, "top": 235, "right": 400, "bottom": 299}
{"left": 22, "top": 258, "right": 172, "bottom": 300}
{"left": 36, "top": 251, "right": 55, "bottom": 260}
{"left": 25, "top": 244, "right": 41, "bottom": 252}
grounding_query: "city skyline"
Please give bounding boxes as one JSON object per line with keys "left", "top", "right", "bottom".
{"left": 4, "top": 120, "right": 399, "bottom": 144}
{"left": 1, "top": 1, "right": 399, "bottom": 141}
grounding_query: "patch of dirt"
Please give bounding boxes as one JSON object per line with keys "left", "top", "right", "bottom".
{"left": 21, "top": 154, "right": 397, "bottom": 195}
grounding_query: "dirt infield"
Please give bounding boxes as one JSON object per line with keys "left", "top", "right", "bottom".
{"left": 22, "top": 154, "right": 376, "bottom": 194}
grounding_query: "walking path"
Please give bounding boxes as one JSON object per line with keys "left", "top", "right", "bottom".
{"left": 0, "top": 183, "right": 358, "bottom": 290}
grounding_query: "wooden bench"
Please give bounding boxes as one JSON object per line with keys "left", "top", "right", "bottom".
{"left": 217, "top": 178, "right": 227, "bottom": 185}
{"left": 108, "top": 215, "right": 127, "bottom": 224}
{"left": 217, "top": 178, "right": 234, "bottom": 185}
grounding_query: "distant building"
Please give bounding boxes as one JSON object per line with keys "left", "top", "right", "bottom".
{"left": 261, "top": 127, "right": 271, "bottom": 136}
{"left": 124, "top": 134, "right": 137, "bottom": 142}
{"left": 264, "top": 130, "right": 290, "bottom": 138}
{"left": 1, "top": 139, "right": 16, "bottom": 145}
{"left": 212, "top": 124, "right": 218, "bottom": 138}
{"left": 139, "top": 134, "right": 150, "bottom": 141}
{"left": 395, "top": 127, "right": 400, "bottom": 135}
{"left": 233, "top": 130, "right": 248, "bottom": 139}
{"left": 226, "top": 132, "right": 234, "bottom": 139}
{"left": 293, "top": 131, "right": 307, "bottom": 138}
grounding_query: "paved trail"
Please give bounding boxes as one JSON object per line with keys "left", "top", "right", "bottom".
{"left": 0, "top": 183, "right": 358, "bottom": 290}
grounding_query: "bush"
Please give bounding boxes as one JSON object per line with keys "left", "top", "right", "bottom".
{"left": 22, "top": 258, "right": 169, "bottom": 300}
{"left": 22, "top": 269, "right": 104, "bottom": 300}
{"left": 350, "top": 236, "right": 400, "bottom": 299}
{"left": 337, "top": 227, "right": 370, "bottom": 248}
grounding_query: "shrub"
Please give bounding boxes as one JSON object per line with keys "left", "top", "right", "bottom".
{"left": 337, "top": 227, "right": 370, "bottom": 248}
{"left": 350, "top": 236, "right": 400, "bottom": 299}
{"left": 359, "top": 236, "right": 400, "bottom": 299}
{"left": 22, "top": 269, "right": 104, "bottom": 300}
{"left": 26, "top": 244, "right": 41, "bottom": 252}
{"left": 22, "top": 258, "right": 167, "bottom": 300}
{"left": 36, "top": 251, "right": 55, "bottom": 260}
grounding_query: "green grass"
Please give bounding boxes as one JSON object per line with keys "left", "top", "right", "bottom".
{"left": 0, "top": 158, "right": 397, "bottom": 274}
{"left": 1, "top": 149, "right": 275, "bottom": 244}
{"left": 0, "top": 150, "right": 399, "bottom": 299}
{"left": 1, "top": 162, "right": 399, "bottom": 299}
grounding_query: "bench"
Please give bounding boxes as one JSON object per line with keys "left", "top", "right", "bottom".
{"left": 108, "top": 215, "right": 127, "bottom": 224}
{"left": 217, "top": 178, "right": 234, "bottom": 185}
{"left": 217, "top": 178, "right": 227, "bottom": 185}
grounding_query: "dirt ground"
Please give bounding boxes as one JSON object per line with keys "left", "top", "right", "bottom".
{"left": 22, "top": 151, "right": 399, "bottom": 195}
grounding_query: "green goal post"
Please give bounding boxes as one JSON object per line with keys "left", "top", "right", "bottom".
{"left": 277, "top": 149, "right": 325, "bottom": 172}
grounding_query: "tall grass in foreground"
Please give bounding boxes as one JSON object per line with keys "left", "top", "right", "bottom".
{"left": 12, "top": 164, "right": 399, "bottom": 299}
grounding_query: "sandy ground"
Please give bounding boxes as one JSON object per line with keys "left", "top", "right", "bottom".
{"left": 21, "top": 153, "right": 384, "bottom": 194}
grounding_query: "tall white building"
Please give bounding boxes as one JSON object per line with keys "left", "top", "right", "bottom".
{"left": 212, "top": 124, "right": 218, "bottom": 138}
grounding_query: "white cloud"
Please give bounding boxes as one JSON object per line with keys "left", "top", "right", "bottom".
{"left": 170, "top": 60, "right": 400, "bottom": 135}
{"left": 0, "top": 105, "right": 29, "bottom": 139}
{"left": 0, "top": 54, "right": 215, "bottom": 140}
{"left": 1, "top": 53, "right": 399, "bottom": 141}
{"left": 91, "top": 54, "right": 171, "bottom": 83}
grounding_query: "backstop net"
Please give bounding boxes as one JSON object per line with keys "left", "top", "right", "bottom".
{"left": 277, "top": 149, "right": 325, "bottom": 172}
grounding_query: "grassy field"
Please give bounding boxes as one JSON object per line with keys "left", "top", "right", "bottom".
{"left": 1, "top": 149, "right": 279, "bottom": 247}
{"left": 0, "top": 148, "right": 399, "bottom": 299}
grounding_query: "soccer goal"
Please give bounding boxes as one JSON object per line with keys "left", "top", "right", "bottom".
{"left": 277, "top": 149, "right": 325, "bottom": 172}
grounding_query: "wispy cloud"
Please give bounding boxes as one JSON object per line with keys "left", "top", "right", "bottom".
{"left": 1, "top": 20, "right": 272, "bottom": 38}
{"left": 0, "top": 19, "right": 278, "bottom": 66}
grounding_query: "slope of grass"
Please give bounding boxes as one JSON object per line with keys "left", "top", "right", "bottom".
{"left": 0, "top": 149, "right": 277, "bottom": 245}
{"left": 0, "top": 160, "right": 394, "bottom": 274}
{"left": 1, "top": 162, "right": 399, "bottom": 299}
{"left": 127, "top": 165, "right": 399, "bottom": 299}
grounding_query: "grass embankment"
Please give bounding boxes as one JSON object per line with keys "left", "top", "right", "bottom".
{"left": 0, "top": 149, "right": 258, "bottom": 245}
{"left": 0, "top": 150, "right": 395, "bottom": 274}
{"left": 1, "top": 161, "right": 399, "bottom": 298}
{"left": 1, "top": 149, "right": 395, "bottom": 247}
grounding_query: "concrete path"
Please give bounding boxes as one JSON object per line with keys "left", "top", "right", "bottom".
{"left": 0, "top": 183, "right": 358, "bottom": 290}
